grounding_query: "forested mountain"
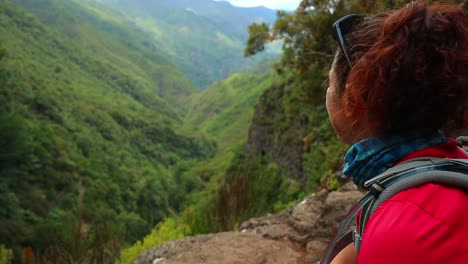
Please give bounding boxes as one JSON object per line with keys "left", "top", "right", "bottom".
{"left": 88, "top": 0, "right": 279, "bottom": 88}
{"left": 0, "top": 0, "right": 216, "bottom": 261}
{"left": 9, "top": 0, "right": 461, "bottom": 263}
{"left": 185, "top": 60, "right": 274, "bottom": 150}
{"left": 12, "top": 0, "right": 196, "bottom": 108}
{"left": 137, "top": 0, "right": 276, "bottom": 38}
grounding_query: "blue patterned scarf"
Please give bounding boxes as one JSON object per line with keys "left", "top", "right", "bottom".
{"left": 343, "top": 129, "right": 447, "bottom": 188}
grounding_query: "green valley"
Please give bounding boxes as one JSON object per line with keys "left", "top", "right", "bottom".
{"left": 185, "top": 62, "right": 274, "bottom": 150}
{"left": 4, "top": 0, "right": 453, "bottom": 263}
{"left": 0, "top": 0, "right": 281, "bottom": 262}
{"left": 89, "top": 0, "right": 279, "bottom": 88}
{"left": 0, "top": 0, "right": 216, "bottom": 261}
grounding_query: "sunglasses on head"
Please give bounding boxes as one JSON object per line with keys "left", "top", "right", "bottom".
{"left": 332, "top": 14, "right": 364, "bottom": 67}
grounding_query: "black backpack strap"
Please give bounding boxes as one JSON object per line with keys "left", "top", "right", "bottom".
{"left": 319, "top": 192, "right": 374, "bottom": 264}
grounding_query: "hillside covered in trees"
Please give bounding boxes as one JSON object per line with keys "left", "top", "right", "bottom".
{"left": 1, "top": 0, "right": 466, "bottom": 263}
{"left": 90, "top": 0, "right": 279, "bottom": 88}
{"left": 0, "top": 0, "right": 280, "bottom": 262}
{"left": 0, "top": 0, "right": 212, "bottom": 261}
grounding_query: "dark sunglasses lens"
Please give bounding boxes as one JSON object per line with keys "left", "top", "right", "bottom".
{"left": 332, "top": 15, "right": 363, "bottom": 40}
{"left": 340, "top": 17, "right": 361, "bottom": 35}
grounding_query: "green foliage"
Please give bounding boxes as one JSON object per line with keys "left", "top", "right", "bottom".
{"left": 0, "top": 245, "right": 12, "bottom": 264}
{"left": 0, "top": 109, "right": 31, "bottom": 170}
{"left": 89, "top": 0, "right": 279, "bottom": 88}
{"left": 301, "top": 106, "right": 349, "bottom": 184}
{"left": 241, "top": 0, "right": 422, "bottom": 192}
{"left": 176, "top": 145, "right": 240, "bottom": 234}
{"left": 8, "top": 0, "right": 464, "bottom": 262}
{"left": 194, "top": 153, "right": 301, "bottom": 232}
{"left": 113, "top": 0, "right": 468, "bottom": 252}
{"left": 116, "top": 218, "right": 190, "bottom": 264}
{"left": 185, "top": 65, "right": 275, "bottom": 150}
{"left": 245, "top": 23, "right": 271, "bottom": 56}
{"left": 199, "top": 0, "right": 460, "bottom": 237}
{"left": 12, "top": 0, "right": 196, "bottom": 109}
{"left": 36, "top": 215, "right": 123, "bottom": 263}
{"left": 0, "top": 0, "right": 214, "bottom": 261}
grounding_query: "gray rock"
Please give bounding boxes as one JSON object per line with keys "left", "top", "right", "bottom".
{"left": 135, "top": 232, "right": 302, "bottom": 264}
{"left": 134, "top": 182, "right": 363, "bottom": 264}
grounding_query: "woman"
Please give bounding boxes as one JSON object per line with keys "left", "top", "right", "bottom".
{"left": 325, "top": 1, "right": 468, "bottom": 263}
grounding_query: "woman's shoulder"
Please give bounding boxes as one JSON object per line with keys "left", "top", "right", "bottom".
{"left": 398, "top": 138, "right": 468, "bottom": 161}
{"left": 382, "top": 183, "right": 468, "bottom": 227}
{"left": 358, "top": 184, "right": 468, "bottom": 263}
{"left": 357, "top": 139, "right": 468, "bottom": 263}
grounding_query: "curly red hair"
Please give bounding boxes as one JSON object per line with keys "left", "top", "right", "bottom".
{"left": 334, "top": 1, "right": 468, "bottom": 135}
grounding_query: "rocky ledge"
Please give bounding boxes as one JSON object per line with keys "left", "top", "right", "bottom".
{"left": 134, "top": 182, "right": 362, "bottom": 264}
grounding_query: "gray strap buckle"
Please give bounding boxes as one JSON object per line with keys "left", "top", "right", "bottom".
{"left": 353, "top": 226, "right": 362, "bottom": 252}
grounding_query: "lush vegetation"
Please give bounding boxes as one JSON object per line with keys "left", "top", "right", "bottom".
{"left": 101, "top": 0, "right": 468, "bottom": 262}
{"left": 0, "top": 0, "right": 281, "bottom": 262}
{"left": 12, "top": 0, "right": 196, "bottom": 108}
{"left": 3, "top": 0, "right": 466, "bottom": 263}
{"left": 116, "top": 218, "right": 190, "bottom": 264}
{"left": 0, "top": 0, "right": 215, "bottom": 261}
{"left": 191, "top": 0, "right": 468, "bottom": 234}
{"left": 184, "top": 61, "right": 274, "bottom": 150}
{"left": 90, "top": 0, "right": 280, "bottom": 88}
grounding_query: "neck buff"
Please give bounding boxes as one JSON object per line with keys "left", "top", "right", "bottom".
{"left": 343, "top": 129, "right": 447, "bottom": 188}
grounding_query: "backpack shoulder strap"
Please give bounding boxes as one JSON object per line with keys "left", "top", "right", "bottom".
{"left": 370, "top": 169, "right": 468, "bottom": 214}
{"left": 355, "top": 157, "right": 468, "bottom": 251}
{"left": 320, "top": 157, "right": 468, "bottom": 264}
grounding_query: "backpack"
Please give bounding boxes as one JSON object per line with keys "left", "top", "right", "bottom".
{"left": 319, "top": 139, "right": 468, "bottom": 264}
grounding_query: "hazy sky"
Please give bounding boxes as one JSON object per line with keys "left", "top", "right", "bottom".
{"left": 217, "top": 0, "right": 302, "bottom": 10}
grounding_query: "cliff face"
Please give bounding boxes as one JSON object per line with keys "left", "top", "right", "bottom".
{"left": 246, "top": 83, "right": 308, "bottom": 180}
{"left": 134, "top": 182, "right": 362, "bottom": 264}
{"left": 244, "top": 79, "right": 340, "bottom": 184}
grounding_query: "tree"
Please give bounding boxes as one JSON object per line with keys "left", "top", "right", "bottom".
{"left": 0, "top": 112, "right": 27, "bottom": 169}
{"left": 245, "top": 0, "right": 467, "bottom": 104}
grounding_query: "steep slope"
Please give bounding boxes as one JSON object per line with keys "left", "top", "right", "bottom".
{"left": 185, "top": 61, "right": 274, "bottom": 150}
{"left": 178, "top": 1, "right": 354, "bottom": 235}
{"left": 13, "top": 0, "right": 196, "bottom": 109}
{"left": 157, "top": 0, "right": 276, "bottom": 38}
{"left": 0, "top": 0, "right": 214, "bottom": 260}
{"left": 89, "top": 0, "right": 279, "bottom": 88}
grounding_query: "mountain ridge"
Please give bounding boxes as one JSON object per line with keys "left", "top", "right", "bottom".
{"left": 91, "top": 0, "right": 280, "bottom": 88}
{"left": 13, "top": 0, "right": 196, "bottom": 110}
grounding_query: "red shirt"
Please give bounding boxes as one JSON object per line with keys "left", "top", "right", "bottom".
{"left": 357, "top": 139, "right": 468, "bottom": 263}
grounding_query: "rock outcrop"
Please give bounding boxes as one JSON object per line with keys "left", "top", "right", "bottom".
{"left": 246, "top": 83, "right": 307, "bottom": 180}
{"left": 134, "top": 182, "right": 362, "bottom": 264}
